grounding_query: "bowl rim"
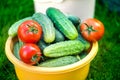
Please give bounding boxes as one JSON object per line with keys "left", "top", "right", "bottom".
{"left": 5, "top": 36, "right": 98, "bottom": 74}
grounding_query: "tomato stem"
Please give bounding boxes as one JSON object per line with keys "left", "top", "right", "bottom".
{"left": 31, "top": 54, "right": 40, "bottom": 65}
{"left": 27, "top": 24, "right": 38, "bottom": 34}
{"left": 84, "top": 23, "right": 97, "bottom": 35}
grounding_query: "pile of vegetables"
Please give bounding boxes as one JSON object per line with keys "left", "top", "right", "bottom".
{"left": 8, "top": 7, "right": 104, "bottom": 67}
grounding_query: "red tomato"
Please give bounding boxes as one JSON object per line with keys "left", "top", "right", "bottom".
{"left": 19, "top": 43, "right": 42, "bottom": 65}
{"left": 80, "top": 18, "right": 104, "bottom": 42}
{"left": 18, "top": 20, "right": 42, "bottom": 43}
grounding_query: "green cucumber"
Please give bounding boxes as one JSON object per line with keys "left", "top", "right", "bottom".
{"left": 13, "top": 38, "right": 24, "bottom": 60}
{"left": 38, "top": 56, "right": 79, "bottom": 67}
{"left": 18, "top": 38, "right": 24, "bottom": 48}
{"left": 43, "top": 40, "right": 85, "bottom": 57}
{"left": 77, "top": 34, "right": 90, "bottom": 51}
{"left": 79, "top": 52, "right": 88, "bottom": 59}
{"left": 66, "top": 14, "right": 81, "bottom": 26}
{"left": 54, "top": 29, "right": 65, "bottom": 42}
{"left": 32, "top": 12, "right": 55, "bottom": 43}
{"left": 77, "top": 24, "right": 81, "bottom": 33}
{"left": 37, "top": 39, "right": 49, "bottom": 51}
{"left": 8, "top": 17, "right": 32, "bottom": 37}
{"left": 46, "top": 7, "right": 78, "bottom": 40}
{"left": 13, "top": 41, "right": 20, "bottom": 60}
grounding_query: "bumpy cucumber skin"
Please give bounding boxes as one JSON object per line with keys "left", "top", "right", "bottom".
{"left": 32, "top": 12, "right": 55, "bottom": 43}
{"left": 46, "top": 7, "right": 78, "bottom": 40}
{"left": 54, "top": 29, "right": 65, "bottom": 42}
{"left": 76, "top": 34, "right": 90, "bottom": 51}
{"left": 37, "top": 39, "right": 48, "bottom": 51}
{"left": 43, "top": 40, "right": 85, "bottom": 57}
{"left": 8, "top": 17, "right": 32, "bottom": 37}
{"left": 38, "top": 56, "right": 79, "bottom": 67}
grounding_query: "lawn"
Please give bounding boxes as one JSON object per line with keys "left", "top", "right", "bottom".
{"left": 0, "top": 0, "right": 120, "bottom": 80}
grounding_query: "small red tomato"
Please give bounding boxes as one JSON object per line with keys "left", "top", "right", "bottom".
{"left": 80, "top": 18, "right": 104, "bottom": 42}
{"left": 19, "top": 43, "right": 42, "bottom": 65}
{"left": 18, "top": 20, "right": 42, "bottom": 43}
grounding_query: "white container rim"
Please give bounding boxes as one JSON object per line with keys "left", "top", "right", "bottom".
{"left": 34, "top": 0, "right": 64, "bottom": 3}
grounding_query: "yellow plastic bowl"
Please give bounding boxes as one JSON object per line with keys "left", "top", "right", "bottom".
{"left": 5, "top": 36, "right": 98, "bottom": 80}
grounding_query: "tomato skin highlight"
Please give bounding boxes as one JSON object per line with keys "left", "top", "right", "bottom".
{"left": 19, "top": 43, "right": 42, "bottom": 65}
{"left": 18, "top": 20, "right": 42, "bottom": 43}
{"left": 80, "top": 18, "right": 104, "bottom": 42}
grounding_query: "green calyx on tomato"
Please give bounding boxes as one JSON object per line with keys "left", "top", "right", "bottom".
{"left": 26, "top": 24, "right": 38, "bottom": 34}
{"left": 31, "top": 54, "right": 40, "bottom": 63}
{"left": 83, "top": 23, "right": 97, "bottom": 35}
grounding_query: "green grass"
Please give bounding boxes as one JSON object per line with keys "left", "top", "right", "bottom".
{"left": 0, "top": 0, "right": 120, "bottom": 80}
{"left": 87, "top": 0, "right": 120, "bottom": 80}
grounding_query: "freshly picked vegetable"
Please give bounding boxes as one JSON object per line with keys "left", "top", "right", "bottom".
{"left": 43, "top": 40, "right": 85, "bottom": 58}
{"left": 32, "top": 12, "right": 55, "bottom": 43}
{"left": 46, "top": 7, "right": 78, "bottom": 40}
{"left": 39, "top": 56, "right": 79, "bottom": 67}
{"left": 80, "top": 18, "right": 104, "bottom": 42}
{"left": 18, "top": 20, "right": 42, "bottom": 43}
{"left": 19, "top": 43, "right": 42, "bottom": 65}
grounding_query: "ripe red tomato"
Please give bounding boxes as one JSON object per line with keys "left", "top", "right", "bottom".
{"left": 19, "top": 43, "right": 42, "bottom": 65}
{"left": 18, "top": 20, "right": 42, "bottom": 43}
{"left": 80, "top": 18, "right": 104, "bottom": 42}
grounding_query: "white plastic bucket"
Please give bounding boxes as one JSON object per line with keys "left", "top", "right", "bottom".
{"left": 33, "top": 0, "right": 96, "bottom": 21}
